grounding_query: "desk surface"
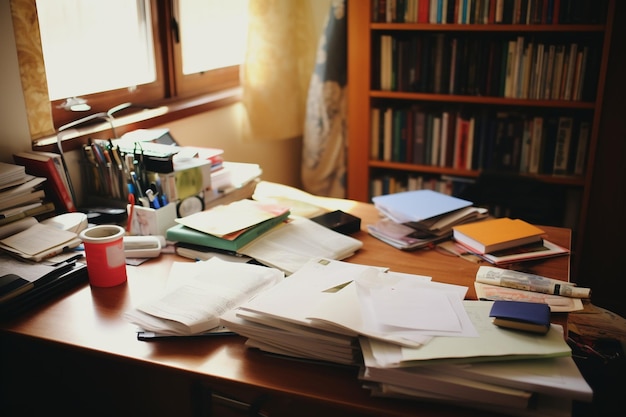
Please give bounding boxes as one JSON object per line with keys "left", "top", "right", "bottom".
{"left": 1, "top": 196, "right": 571, "bottom": 417}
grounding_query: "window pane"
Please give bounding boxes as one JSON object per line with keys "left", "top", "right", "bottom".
{"left": 36, "top": 0, "right": 156, "bottom": 100}
{"left": 178, "top": 0, "right": 248, "bottom": 75}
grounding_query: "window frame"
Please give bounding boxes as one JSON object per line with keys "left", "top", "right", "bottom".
{"left": 47, "top": 0, "right": 242, "bottom": 129}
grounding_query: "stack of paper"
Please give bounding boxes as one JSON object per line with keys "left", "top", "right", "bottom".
{"left": 0, "top": 217, "right": 82, "bottom": 262}
{"left": 0, "top": 162, "right": 55, "bottom": 226}
{"left": 166, "top": 199, "right": 290, "bottom": 252}
{"left": 368, "top": 190, "right": 488, "bottom": 250}
{"left": 359, "top": 306, "right": 590, "bottom": 416}
{"left": 221, "top": 257, "right": 592, "bottom": 416}
{"left": 124, "top": 257, "right": 284, "bottom": 336}
{"left": 223, "top": 258, "right": 477, "bottom": 363}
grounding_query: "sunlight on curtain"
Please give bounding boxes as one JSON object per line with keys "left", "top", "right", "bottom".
{"left": 301, "top": 0, "right": 347, "bottom": 198}
{"left": 10, "top": 0, "right": 55, "bottom": 139}
{"left": 241, "top": 0, "right": 317, "bottom": 142}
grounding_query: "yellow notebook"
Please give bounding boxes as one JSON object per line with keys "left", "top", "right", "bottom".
{"left": 452, "top": 218, "right": 545, "bottom": 254}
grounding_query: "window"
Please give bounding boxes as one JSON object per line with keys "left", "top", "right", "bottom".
{"left": 36, "top": 0, "right": 248, "bottom": 128}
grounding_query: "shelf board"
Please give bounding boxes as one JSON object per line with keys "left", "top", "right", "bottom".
{"left": 368, "top": 160, "right": 586, "bottom": 186}
{"left": 370, "top": 23, "right": 606, "bottom": 33}
{"left": 370, "top": 91, "right": 596, "bottom": 109}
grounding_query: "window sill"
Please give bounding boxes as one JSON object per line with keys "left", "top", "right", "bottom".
{"left": 33, "top": 87, "right": 242, "bottom": 152}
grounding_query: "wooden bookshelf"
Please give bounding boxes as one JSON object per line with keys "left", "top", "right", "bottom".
{"left": 346, "top": 0, "right": 615, "bottom": 280}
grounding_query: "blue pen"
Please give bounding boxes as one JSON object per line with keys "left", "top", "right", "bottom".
{"left": 145, "top": 188, "right": 161, "bottom": 209}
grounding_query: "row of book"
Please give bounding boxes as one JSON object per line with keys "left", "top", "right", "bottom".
{"left": 377, "top": 33, "right": 599, "bottom": 101}
{"left": 370, "top": 173, "right": 475, "bottom": 199}
{"left": 372, "top": 0, "right": 608, "bottom": 25}
{"left": 371, "top": 106, "right": 590, "bottom": 176}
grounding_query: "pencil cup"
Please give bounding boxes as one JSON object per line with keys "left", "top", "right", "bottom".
{"left": 79, "top": 225, "right": 127, "bottom": 287}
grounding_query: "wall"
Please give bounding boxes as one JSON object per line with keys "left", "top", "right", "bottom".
{"left": 153, "top": 103, "right": 304, "bottom": 189}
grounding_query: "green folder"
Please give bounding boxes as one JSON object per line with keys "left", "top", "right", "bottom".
{"left": 166, "top": 210, "right": 290, "bottom": 252}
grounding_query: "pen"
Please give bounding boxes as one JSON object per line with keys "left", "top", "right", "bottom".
{"left": 127, "top": 193, "right": 135, "bottom": 234}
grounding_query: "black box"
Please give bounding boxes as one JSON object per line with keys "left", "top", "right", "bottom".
{"left": 310, "top": 210, "right": 361, "bottom": 235}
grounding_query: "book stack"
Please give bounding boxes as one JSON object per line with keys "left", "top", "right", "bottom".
{"left": 367, "top": 189, "right": 488, "bottom": 250}
{"left": 13, "top": 151, "right": 76, "bottom": 213}
{"left": 0, "top": 161, "right": 56, "bottom": 227}
{"left": 220, "top": 258, "right": 592, "bottom": 416}
{"left": 452, "top": 217, "right": 570, "bottom": 265}
{"left": 167, "top": 198, "right": 291, "bottom": 253}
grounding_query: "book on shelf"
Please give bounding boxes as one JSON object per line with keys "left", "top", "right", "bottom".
{"left": 489, "top": 300, "right": 552, "bottom": 334}
{"left": 553, "top": 116, "right": 574, "bottom": 175}
{"left": 13, "top": 151, "right": 76, "bottom": 213}
{"left": 452, "top": 217, "right": 546, "bottom": 255}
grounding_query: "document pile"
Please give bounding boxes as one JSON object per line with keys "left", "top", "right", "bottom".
{"left": 222, "top": 258, "right": 471, "bottom": 361}
{"left": 368, "top": 189, "right": 488, "bottom": 250}
{"left": 0, "top": 161, "right": 55, "bottom": 225}
{"left": 124, "top": 257, "right": 283, "bottom": 337}
{"left": 0, "top": 216, "right": 82, "bottom": 262}
{"left": 167, "top": 198, "right": 291, "bottom": 252}
{"left": 222, "top": 258, "right": 591, "bottom": 416}
{"left": 452, "top": 217, "right": 570, "bottom": 265}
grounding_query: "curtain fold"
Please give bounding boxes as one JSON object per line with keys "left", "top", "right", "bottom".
{"left": 301, "top": 0, "right": 347, "bottom": 197}
{"left": 241, "top": 0, "right": 317, "bottom": 142}
{"left": 10, "top": 0, "right": 56, "bottom": 140}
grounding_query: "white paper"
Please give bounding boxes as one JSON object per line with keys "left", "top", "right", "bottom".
{"left": 124, "top": 257, "right": 283, "bottom": 335}
{"left": 175, "top": 198, "right": 288, "bottom": 237}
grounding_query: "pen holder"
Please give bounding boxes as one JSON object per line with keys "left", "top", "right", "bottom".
{"left": 127, "top": 202, "right": 177, "bottom": 237}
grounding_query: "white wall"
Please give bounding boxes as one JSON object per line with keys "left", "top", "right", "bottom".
{"left": 157, "top": 103, "right": 303, "bottom": 188}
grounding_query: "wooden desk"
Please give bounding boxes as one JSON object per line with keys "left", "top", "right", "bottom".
{"left": 0, "top": 199, "right": 571, "bottom": 417}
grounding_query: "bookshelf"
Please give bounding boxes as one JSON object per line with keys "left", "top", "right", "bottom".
{"left": 346, "top": 0, "right": 615, "bottom": 278}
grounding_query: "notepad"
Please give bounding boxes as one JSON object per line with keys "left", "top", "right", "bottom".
{"left": 372, "top": 190, "right": 472, "bottom": 224}
{"left": 489, "top": 300, "right": 551, "bottom": 334}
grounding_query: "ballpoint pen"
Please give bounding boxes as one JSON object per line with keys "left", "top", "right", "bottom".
{"left": 127, "top": 193, "right": 135, "bottom": 234}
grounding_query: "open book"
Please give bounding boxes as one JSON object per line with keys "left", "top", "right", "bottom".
{"left": 123, "top": 257, "right": 283, "bottom": 336}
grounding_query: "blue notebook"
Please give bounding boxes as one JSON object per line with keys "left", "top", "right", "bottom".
{"left": 489, "top": 300, "right": 551, "bottom": 334}
{"left": 372, "top": 190, "right": 472, "bottom": 223}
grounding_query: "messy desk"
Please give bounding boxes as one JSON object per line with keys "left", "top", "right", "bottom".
{"left": 0, "top": 184, "right": 573, "bottom": 417}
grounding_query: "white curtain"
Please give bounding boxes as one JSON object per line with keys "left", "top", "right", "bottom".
{"left": 301, "top": 1, "right": 347, "bottom": 197}
{"left": 240, "top": 0, "right": 318, "bottom": 142}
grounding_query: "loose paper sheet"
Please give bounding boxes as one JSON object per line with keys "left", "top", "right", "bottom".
{"left": 175, "top": 199, "right": 288, "bottom": 237}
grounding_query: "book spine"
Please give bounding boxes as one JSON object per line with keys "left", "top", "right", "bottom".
{"left": 553, "top": 116, "right": 573, "bottom": 174}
